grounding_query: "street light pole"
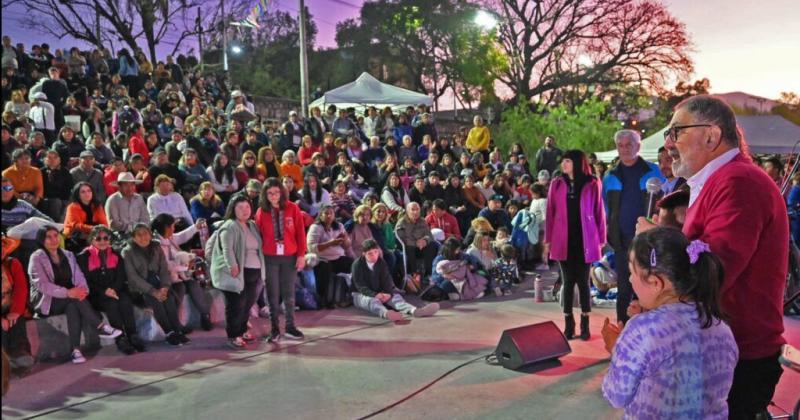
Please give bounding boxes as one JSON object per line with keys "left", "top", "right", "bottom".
{"left": 298, "top": 0, "right": 310, "bottom": 117}
{"left": 221, "top": 0, "right": 228, "bottom": 73}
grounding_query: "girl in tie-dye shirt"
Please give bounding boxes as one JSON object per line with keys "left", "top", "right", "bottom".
{"left": 602, "top": 228, "right": 738, "bottom": 419}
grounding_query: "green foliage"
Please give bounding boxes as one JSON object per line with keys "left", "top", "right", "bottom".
{"left": 335, "top": 0, "right": 506, "bottom": 105}
{"left": 494, "top": 97, "right": 620, "bottom": 155}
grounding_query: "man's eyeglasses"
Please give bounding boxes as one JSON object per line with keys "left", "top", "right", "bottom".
{"left": 663, "top": 124, "right": 713, "bottom": 143}
{"left": 1, "top": 185, "right": 14, "bottom": 192}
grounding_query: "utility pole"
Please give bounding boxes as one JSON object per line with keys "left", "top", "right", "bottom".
{"left": 196, "top": 8, "right": 204, "bottom": 72}
{"left": 298, "top": 0, "right": 310, "bottom": 116}
{"left": 221, "top": 0, "right": 228, "bottom": 73}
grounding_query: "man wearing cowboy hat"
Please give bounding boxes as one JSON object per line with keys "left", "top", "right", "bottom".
{"left": 105, "top": 172, "right": 148, "bottom": 234}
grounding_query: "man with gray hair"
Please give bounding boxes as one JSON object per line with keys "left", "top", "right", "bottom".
{"left": 602, "top": 129, "right": 663, "bottom": 324}
{"left": 395, "top": 202, "right": 438, "bottom": 279}
{"left": 664, "top": 95, "right": 788, "bottom": 419}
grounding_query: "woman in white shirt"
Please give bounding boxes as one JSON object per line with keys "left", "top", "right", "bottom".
{"left": 151, "top": 213, "right": 212, "bottom": 331}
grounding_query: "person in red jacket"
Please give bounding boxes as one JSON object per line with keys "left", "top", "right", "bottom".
{"left": 425, "top": 199, "right": 461, "bottom": 241}
{"left": 127, "top": 122, "right": 150, "bottom": 164}
{"left": 661, "top": 95, "right": 788, "bottom": 420}
{"left": 1, "top": 236, "right": 34, "bottom": 372}
{"left": 255, "top": 177, "right": 307, "bottom": 343}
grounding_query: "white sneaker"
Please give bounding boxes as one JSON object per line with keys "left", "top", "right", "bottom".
{"left": 476, "top": 292, "right": 485, "bottom": 299}
{"left": 384, "top": 310, "right": 404, "bottom": 322}
{"left": 448, "top": 293, "right": 461, "bottom": 301}
{"left": 98, "top": 324, "right": 123, "bottom": 339}
{"left": 258, "top": 306, "right": 270, "bottom": 318}
{"left": 494, "top": 287, "right": 503, "bottom": 297}
{"left": 413, "top": 303, "right": 440, "bottom": 318}
{"left": 536, "top": 263, "right": 550, "bottom": 271}
{"left": 71, "top": 349, "right": 86, "bottom": 364}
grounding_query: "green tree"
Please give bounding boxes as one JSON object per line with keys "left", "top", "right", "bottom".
{"left": 494, "top": 97, "right": 620, "bottom": 156}
{"left": 224, "top": 9, "right": 318, "bottom": 99}
{"left": 335, "top": 0, "right": 507, "bottom": 108}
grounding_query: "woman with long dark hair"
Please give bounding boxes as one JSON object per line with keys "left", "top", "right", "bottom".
{"left": 255, "top": 178, "right": 307, "bottom": 342}
{"left": 307, "top": 205, "right": 354, "bottom": 309}
{"left": 207, "top": 153, "right": 238, "bottom": 204}
{"left": 299, "top": 173, "right": 330, "bottom": 218}
{"left": 29, "top": 226, "right": 122, "bottom": 363}
{"left": 63, "top": 182, "right": 109, "bottom": 252}
{"left": 544, "top": 149, "right": 606, "bottom": 340}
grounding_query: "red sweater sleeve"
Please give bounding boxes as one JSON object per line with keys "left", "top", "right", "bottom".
{"left": 292, "top": 204, "right": 307, "bottom": 256}
{"left": 8, "top": 259, "right": 29, "bottom": 316}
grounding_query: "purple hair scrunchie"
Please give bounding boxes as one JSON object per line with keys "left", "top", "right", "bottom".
{"left": 686, "top": 240, "right": 711, "bottom": 264}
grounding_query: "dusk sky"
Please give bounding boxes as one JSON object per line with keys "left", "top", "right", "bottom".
{"left": 2, "top": 0, "right": 799, "bottom": 99}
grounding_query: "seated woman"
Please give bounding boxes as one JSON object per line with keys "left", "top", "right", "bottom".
{"left": 235, "top": 150, "right": 266, "bottom": 187}
{"left": 466, "top": 231, "right": 498, "bottom": 272}
{"left": 189, "top": 181, "right": 226, "bottom": 228}
{"left": 297, "top": 135, "right": 320, "bottom": 166}
{"left": 433, "top": 237, "right": 489, "bottom": 301}
{"left": 151, "top": 213, "right": 212, "bottom": 331}
{"left": 76, "top": 226, "right": 145, "bottom": 355}
{"left": 257, "top": 146, "right": 283, "bottom": 181}
{"left": 346, "top": 204, "right": 399, "bottom": 281}
{"left": 121, "top": 223, "right": 189, "bottom": 346}
{"left": 299, "top": 174, "right": 331, "bottom": 218}
{"left": 1, "top": 236, "right": 34, "bottom": 372}
{"left": 330, "top": 180, "right": 356, "bottom": 221}
{"left": 380, "top": 172, "right": 408, "bottom": 219}
{"left": 207, "top": 153, "right": 239, "bottom": 205}
{"left": 28, "top": 226, "right": 122, "bottom": 364}
{"left": 63, "top": 182, "right": 109, "bottom": 252}
{"left": 279, "top": 150, "right": 303, "bottom": 190}
{"left": 307, "top": 205, "right": 355, "bottom": 309}
{"left": 336, "top": 160, "right": 369, "bottom": 202}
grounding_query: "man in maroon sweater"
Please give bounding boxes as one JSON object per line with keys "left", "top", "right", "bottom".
{"left": 665, "top": 95, "right": 789, "bottom": 420}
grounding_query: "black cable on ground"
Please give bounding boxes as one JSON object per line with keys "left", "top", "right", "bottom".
{"left": 356, "top": 352, "right": 494, "bottom": 420}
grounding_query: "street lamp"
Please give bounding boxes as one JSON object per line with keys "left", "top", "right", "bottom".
{"left": 231, "top": 45, "right": 243, "bottom": 55}
{"left": 474, "top": 10, "right": 498, "bottom": 30}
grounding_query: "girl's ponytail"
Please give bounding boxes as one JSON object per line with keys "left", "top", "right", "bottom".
{"left": 687, "top": 248, "right": 726, "bottom": 328}
{"left": 630, "top": 228, "right": 727, "bottom": 329}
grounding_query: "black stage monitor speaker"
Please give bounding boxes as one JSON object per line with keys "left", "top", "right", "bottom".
{"left": 494, "top": 321, "right": 571, "bottom": 370}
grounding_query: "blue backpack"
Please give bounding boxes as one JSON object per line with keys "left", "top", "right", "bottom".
{"left": 511, "top": 210, "right": 539, "bottom": 248}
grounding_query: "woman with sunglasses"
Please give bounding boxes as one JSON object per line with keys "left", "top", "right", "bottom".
{"left": 29, "top": 226, "right": 123, "bottom": 364}
{"left": 235, "top": 150, "right": 266, "bottom": 186}
{"left": 77, "top": 226, "right": 145, "bottom": 355}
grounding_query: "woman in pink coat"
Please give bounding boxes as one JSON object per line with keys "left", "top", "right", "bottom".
{"left": 544, "top": 150, "right": 606, "bottom": 341}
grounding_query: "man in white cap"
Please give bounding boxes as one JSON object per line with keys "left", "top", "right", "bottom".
{"left": 105, "top": 172, "right": 148, "bottom": 234}
{"left": 225, "top": 90, "right": 255, "bottom": 121}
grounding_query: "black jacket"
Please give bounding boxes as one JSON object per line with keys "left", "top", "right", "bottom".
{"left": 351, "top": 256, "right": 394, "bottom": 297}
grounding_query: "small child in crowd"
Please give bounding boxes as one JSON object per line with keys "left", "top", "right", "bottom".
{"left": 489, "top": 244, "right": 519, "bottom": 295}
{"left": 601, "top": 227, "right": 738, "bottom": 419}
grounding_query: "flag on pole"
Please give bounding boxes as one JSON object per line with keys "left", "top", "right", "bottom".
{"left": 231, "top": 0, "right": 271, "bottom": 29}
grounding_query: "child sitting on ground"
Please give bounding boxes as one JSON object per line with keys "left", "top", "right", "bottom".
{"left": 489, "top": 244, "right": 519, "bottom": 295}
{"left": 601, "top": 227, "right": 738, "bottom": 419}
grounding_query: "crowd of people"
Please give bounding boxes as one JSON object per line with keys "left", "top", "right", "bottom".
{"left": 1, "top": 37, "right": 797, "bottom": 419}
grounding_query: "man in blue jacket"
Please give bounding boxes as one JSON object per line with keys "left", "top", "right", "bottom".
{"left": 602, "top": 129, "right": 664, "bottom": 323}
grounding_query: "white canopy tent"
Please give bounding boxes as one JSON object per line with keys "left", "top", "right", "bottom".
{"left": 596, "top": 115, "right": 800, "bottom": 163}
{"left": 309, "top": 72, "right": 433, "bottom": 114}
